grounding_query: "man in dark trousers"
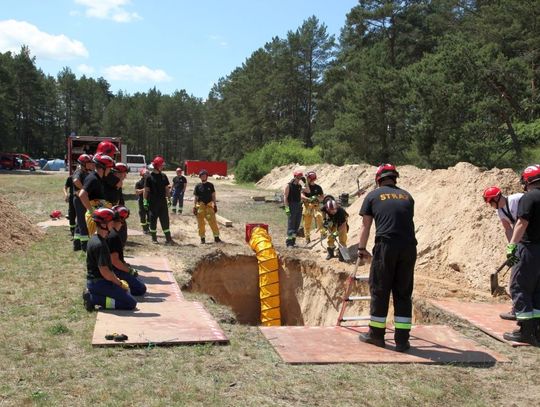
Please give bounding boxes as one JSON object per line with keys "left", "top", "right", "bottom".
{"left": 171, "top": 167, "right": 187, "bottom": 214}
{"left": 144, "top": 156, "right": 174, "bottom": 245}
{"left": 193, "top": 169, "right": 221, "bottom": 244}
{"left": 63, "top": 174, "right": 76, "bottom": 238}
{"left": 135, "top": 168, "right": 149, "bottom": 234}
{"left": 357, "top": 164, "right": 417, "bottom": 352}
{"left": 283, "top": 171, "right": 309, "bottom": 247}
{"left": 72, "top": 154, "right": 94, "bottom": 251}
{"left": 503, "top": 164, "right": 540, "bottom": 346}
{"left": 82, "top": 208, "right": 136, "bottom": 311}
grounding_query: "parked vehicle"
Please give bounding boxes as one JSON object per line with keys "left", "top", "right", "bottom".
{"left": 0, "top": 153, "right": 39, "bottom": 171}
{"left": 125, "top": 154, "right": 147, "bottom": 173}
{"left": 67, "top": 135, "right": 122, "bottom": 175}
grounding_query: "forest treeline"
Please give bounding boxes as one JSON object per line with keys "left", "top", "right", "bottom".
{"left": 1, "top": 1, "right": 539, "bottom": 180}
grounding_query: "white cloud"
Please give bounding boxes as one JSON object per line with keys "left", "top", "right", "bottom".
{"left": 102, "top": 65, "right": 172, "bottom": 83}
{"left": 209, "top": 35, "right": 228, "bottom": 48}
{"left": 0, "top": 20, "right": 88, "bottom": 60}
{"left": 75, "top": 0, "right": 142, "bottom": 23}
{"left": 77, "top": 64, "right": 95, "bottom": 75}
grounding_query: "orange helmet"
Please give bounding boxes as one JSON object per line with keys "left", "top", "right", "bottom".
{"left": 483, "top": 186, "right": 502, "bottom": 203}
{"left": 375, "top": 164, "right": 399, "bottom": 185}
{"left": 96, "top": 141, "right": 119, "bottom": 156}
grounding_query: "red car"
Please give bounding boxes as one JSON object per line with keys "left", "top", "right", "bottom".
{"left": 0, "top": 153, "right": 39, "bottom": 171}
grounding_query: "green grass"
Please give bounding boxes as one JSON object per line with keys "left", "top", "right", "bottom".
{"left": 0, "top": 172, "right": 539, "bottom": 406}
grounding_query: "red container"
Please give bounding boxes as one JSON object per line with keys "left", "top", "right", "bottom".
{"left": 245, "top": 223, "right": 269, "bottom": 243}
{"left": 185, "top": 160, "right": 227, "bottom": 176}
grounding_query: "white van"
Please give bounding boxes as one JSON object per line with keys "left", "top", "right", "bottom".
{"left": 125, "top": 154, "right": 147, "bottom": 173}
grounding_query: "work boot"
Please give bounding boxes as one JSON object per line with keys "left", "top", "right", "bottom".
{"left": 172, "top": 208, "right": 177, "bottom": 214}
{"left": 359, "top": 327, "right": 386, "bottom": 348}
{"left": 214, "top": 236, "right": 222, "bottom": 243}
{"left": 201, "top": 237, "right": 206, "bottom": 244}
{"left": 81, "top": 241, "right": 87, "bottom": 252}
{"left": 165, "top": 233, "right": 174, "bottom": 246}
{"left": 82, "top": 289, "right": 94, "bottom": 312}
{"left": 395, "top": 341, "right": 411, "bottom": 352}
{"left": 178, "top": 207, "right": 183, "bottom": 214}
{"left": 73, "top": 239, "right": 81, "bottom": 251}
{"left": 142, "top": 224, "right": 149, "bottom": 235}
{"left": 503, "top": 320, "right": 539, "bottom": 346}
{"left": 326, "top": 247, "right": 335, "bottom": 260}
{"left": 291, "top": 237, "right": 296, "bottom": 247}
{"left": 394, "top": 328, "right": 411, "bottom": 352}
{"left": 305, "top": 236, "right": 311, "bottom": 244}
{"left": 286, "top": 238, "right": 294, "bottom": 247}
{"left": 337, "top": 249, "right": 345, "bottom": 262}
{"left": 499, "top": 310, "right": 516, "bottom": 321}
{"left": 151, "top": 232, "right": 158, "bottom": 244}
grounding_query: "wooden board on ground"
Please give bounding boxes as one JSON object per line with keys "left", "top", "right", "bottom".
{"left": 37, "top": 218, "right": 69, "bottom": 227}
{"left": 92, "top": 301, "right": 228, "bottom": 346}
{"left": 216, "top": 214, "right": 233, "bottom": 227}
{"left": 251, "top": 196, "right": 266, "bottom": 201}
{"left": 430, "top": 299, "right": 529, "bottom": 347}
{"left": 259, "top": 325, "right": 508, "bottom": 364}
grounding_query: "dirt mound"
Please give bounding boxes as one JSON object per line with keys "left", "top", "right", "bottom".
{"left": 257, "top": 162, "right": 521, "bottom": 298}
{"left": 0, "top": 196, "right": 44, "bottom": 254}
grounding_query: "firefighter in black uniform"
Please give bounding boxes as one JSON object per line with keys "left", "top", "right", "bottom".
{"left": 284, "top": 171, "right": 309, "bottom": 247}
{"left": 321, "top": 198, "right": 349, "bottom": 261}
{"left": 108, "top": 205, "right": 147, "bottom": 296}
{"left": 79, "top": 154, "right": 115, "bottom": 246}
{"left": 301, "top": 171, "right": 324, "bottom": 244}
{"left": 82, "top": 207, "right": 136, "bottom": 311}
{"left": 135, "top": 168, "right": 149, "bottom": 234}
{"left": 504, "top": 164, "right": 540, "bottom": 346}
{"left": 193, "top": 169, "right": 221, "bottom": 244}
{"left": 357, "top": 164, "right": 417, "bottom": 352}
{"left": 144, "top": 156, "right": 174, "bottom": 245}
{"left": 72, "top": 154, "right": 94, "bottom": 251}
{"left": 63, "top": 175, "right": 76, "bottom": 237}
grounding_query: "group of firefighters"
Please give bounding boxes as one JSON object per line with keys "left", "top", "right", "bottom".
{"left": 65, "top": 142, "right": 539, "bottom": 349}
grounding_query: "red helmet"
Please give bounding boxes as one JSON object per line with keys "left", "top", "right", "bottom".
{"left": 325, "top": 199, "right": 338, "bottom": 211}
{"left": 293, "top": 171, "right": 303, "bottom": 178}
{"left": 77, "top": 154, "right": 93, "bottom": 165}
{"left": 152, "top": 156, "right": 165, "bottom": 170}
{"left": 112, "top": 205, "right": 130, "bottom": 221}
{"left": 375, "top": 163, "right": 399, "bottom": 184}
{"left": 520, "top": 164, "right": 540, "bottom": 186}
{"left": 93, "top": 153, "right": 115, "bottom": 169}
{"left": 91, "top": 208, "right": 115, "bottom": 224}
{"left": 306, "top": 171, "right": 317, "bottom": 181}
{"left": 50, "top": 209, "right": 62, "bottom": 219}
{"left": 139, "top": 167, "right": 148, "bottom": 176}
{"left": 96, "top": 141, "right": 119, "bottom": 156}
{"left": 114, "top": 162, "right": 129, "bottom": 173}
{"left": 176, "top": 167, "right": 183, "bottom": 173}
{"left": 483, "top": 186, "right": 502, "bottom": 203}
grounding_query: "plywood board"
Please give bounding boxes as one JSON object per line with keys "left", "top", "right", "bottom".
{"left": 430, "top": 299, "right": 529, "bottom": 347}
{"left": 216, "top": 214, "right": 233, "bottom": 227}
{"left": 259, "top": 325, "right": 508, "bottom": 364}
{"left": 92, "top": 301, "right": 228, "bottom": 346}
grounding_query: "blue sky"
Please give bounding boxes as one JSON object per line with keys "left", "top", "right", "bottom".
{"left": 0, "top": 0, "right": 358, "bottom": 99}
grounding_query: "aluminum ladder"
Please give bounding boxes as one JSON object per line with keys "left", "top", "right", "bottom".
{"left": 336, "top": 257, "right": 371, "bottom": 326}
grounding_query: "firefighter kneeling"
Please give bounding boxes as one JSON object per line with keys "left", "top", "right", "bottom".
{"left": 321, "top": 198, "right": 349, "bottom": 261}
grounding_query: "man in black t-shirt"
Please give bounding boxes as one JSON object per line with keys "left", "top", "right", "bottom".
{"left": 301, "top": 171, "right": 324, "bottom": 244}
{"left": 171, "top": 167, "right": 187, "bottom": 214}
{"left": 135, "top": 168, "right": 149, "bottom": 234}
{"left": 357, "top": 164, "right": 417, "bottom": 352}
{"left": 72, "top": 154, "right": 94, "bottom": 251}
{"left": 83, "top": 208, "right": 136, "bottom": 311}
{"left": 144, "top": 156, "right": 174, "bottom": 245}
{"left": 284, "top": 171, "right": 309, "bottom": 247}
{"left": 321, "top": 199, "right": 349, "bottom": 261}
{"left": 107, "top": 206, "right": 146, "bottom": 296}
{"left": 193, "top": 169, "right": 221, "bottom": 244}
{"left": 503, "top": 165, "right": 540, "bottom": 345}
{"left": 63, "top": 175, "right": 76, "bottom": 237}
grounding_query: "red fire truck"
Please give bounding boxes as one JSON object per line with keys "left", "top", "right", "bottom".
{"left": 67, "top": 135, "right": 123, "bottom": 175}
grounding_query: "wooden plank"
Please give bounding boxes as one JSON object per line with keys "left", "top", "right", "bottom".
{"left": 259, "top": 325, "right": 509, "bottom": 364}
{"left": 216, "top": 214, "right": 233, "bottom": 227}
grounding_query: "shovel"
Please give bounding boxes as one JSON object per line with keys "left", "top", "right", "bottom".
{"left": 490, "top": 260, "right": 510, "bottom": 296}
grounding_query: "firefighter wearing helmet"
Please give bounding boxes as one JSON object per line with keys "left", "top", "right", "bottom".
{"left": 107, "top": 205, "right": 147, "bottom": 296}
{"left": 72, "top": 154, "right": 95, "bottom": 251}
{"left": 135, "top": 167, "right": 150, "bottom": 234}
{"left": 171, "top": 167, "right": 187, "bottom": 214}
{"left": 301, "top": 171, "right": 324, "bottom": 244}
{"left": 502, "top": 164, "right": 540, "bottom": 345}
{"left": 357, "top": 164, "right": 417, "bottom": 352}
{"left": 78, "top": 153, "right": 115, "bottom": 246}
{"left": 321, "top": 197, "right": 349, "bottom": 261}
{"left": 143, "top": 156, "right": 174, "bottom": 245}
{"left": 95, "top": 140, "right": 119, "bottom": 158}
{"left": 193, "top": 169, "right": 221, "bottom": 243}
{"left": 284, "top": 170, "right": 310, "bottom": 247}
{"left": 482, "top": 186, "right": 523, "bottom": 321}
{"left": 83, "top": 207, "right": 137, "bottom": 312}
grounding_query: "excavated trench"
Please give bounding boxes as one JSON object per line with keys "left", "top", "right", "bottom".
{"left": 185, "top": 251, "right": 374, "bottom": 326}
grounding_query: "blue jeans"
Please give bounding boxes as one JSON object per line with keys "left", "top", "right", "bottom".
{"left": 172, "top": 189, "right": 185, "bottom": 209}
{"left": 113, "top": 269, "right": 147, "bottom": 296}
{"left": 87, "top": 279, "right": 137, "bottom": 310}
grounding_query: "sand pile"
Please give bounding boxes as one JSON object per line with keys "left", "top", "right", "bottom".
{"left": 257, "top": 162, "right": 522, "bottom": 298}
{"left": 0, "top": 196, "right": 44, "bottom": 254}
